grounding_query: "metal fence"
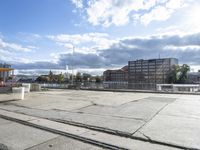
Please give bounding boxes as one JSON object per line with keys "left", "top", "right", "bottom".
{"left": 31, "top": 82, "right": 200, "bottom": 93}
{"left": 40, "top": 82, "right": 104, "bottom": 90}
{"left": 40, "top": 82, "right": 157, "bottom": 91}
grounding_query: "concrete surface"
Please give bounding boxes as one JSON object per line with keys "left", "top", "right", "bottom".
{"left": 0, "top": 110, "right": 179, "bottom": 150}
{"left": 0, "top": 93, "right": 15, "bottom": 102}
{"left": 0, "top": 89, "right": 200, "bottom": 149}
{"left": 81, "top": 130, "right": 179, "bottom": 150}
{"left": 134, "top": 115, "right": 200, "bottom": 149}
{"left": 0, "top": 118, "right": 57, "bottom": 150}
{"left": 27, "top": 136, "right": 103, "bottom": 150}
{"left": 0, "top": 118, "right": 103, "bottom": 150}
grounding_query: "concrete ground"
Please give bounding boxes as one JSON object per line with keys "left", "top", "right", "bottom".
{"left": 0, "top": 89, "right": 200, "bottom": 150}
{"left": 0, "top": 118, "right": 102, "bottom": 150}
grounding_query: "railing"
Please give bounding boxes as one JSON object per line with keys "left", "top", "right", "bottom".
{"left": 40, "top": 82, "right": 104, "bottom": 90}
{"left": 41, "top": 83, "right": 69, "bottom": 89}
{"left": 0, "top": 82, "right": 21, "bottom": 87}
{"left": 40, "top": 82, "right": 156, "bottom": 91}
{"left": 40, "top": 82, "right": 200, "bottom": 93}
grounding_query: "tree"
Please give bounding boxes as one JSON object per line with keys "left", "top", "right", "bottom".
{"left": 167, "top": 65, "right": 180, "bottom": 84}
{"left": 167, "top": 64, "right": 190, "bottom": 84}
{"left": 57, "top": 73, "right": 64, "bottom": 83}
{"left": 36, "top": 76, "right": 49, "bottom": 83}
{"left": 75, "top": 72, "right": 82, "bottom": 82}
{"left": 178, "top": 64, "right": 190, "bottom": 83}
{"left": 48, "top": 70, "right": 54, "bottom": 82}
{"left": 95, "top": 76, "right": 102, "bottom": 83}
{"left": 82, "top": 73, "right": 91, "bottom": 82}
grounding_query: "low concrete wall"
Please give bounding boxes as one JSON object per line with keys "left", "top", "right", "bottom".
{"left": 22, "top": 83, "right": 30, "bottom": 93}
{"left": 12, "top": 87, "right": 25, "bottom": 100}
{"left": 30, "top": 83, "right": 41, "bottom": 91}
{"left": 157, "top": 84, "right": 200, "bottom": 93}
{"left": 0, "top": 87, "right": 12, "bottom": 93}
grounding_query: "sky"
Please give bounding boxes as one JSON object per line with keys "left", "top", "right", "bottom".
{"left": 0, "top": 0, "right": 200, "bottom": 75}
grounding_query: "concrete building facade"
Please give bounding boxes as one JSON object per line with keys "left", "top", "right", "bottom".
{"left": 128, "top": 58, "right": 178, "bottom": 89}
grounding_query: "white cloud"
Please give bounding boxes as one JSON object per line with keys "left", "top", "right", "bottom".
{"left": 0, "top": 38, "right": 37, "bottom": 64}
{"left": 71, "top": 0, "right": 83, "bottom": 8}
{"left": 86, "top": 0, "right": 157, "bottom": 27}
{"left": 182, "top": 2, "right": 200, "bottom": 32}
{"left": 6, "top": 43, "right": 32, "bottom": 52}
{"left": 140, "top": 6, "right": 173, "bottom": 26}
{"left": 0, "top": 49, "right": 12, "bottom": 62}
{"left": 164, "top": 45, "right": 200, "bottom": 51}
{"left": 47, "top": 32, "right": 116, "bottom": 53}
{"left": 63, "top": 43, "right": 74, "bottom": 49}
{"left": 166, "top": 0, "right": 185, "bottom": 9}
{"left": 0, "top": 38, "right": 33, "bottom": 52}
{"left": 154, "top": 1, "right": 200, "bottom": 35}
{"left": 75, "top": 0, "right": 189, "bottom": 27}
{"left": 140, "top": 0, "right": 186, "bottom": 26}
{"left": 17, "top": 32, "right": 41, "bottom": 42}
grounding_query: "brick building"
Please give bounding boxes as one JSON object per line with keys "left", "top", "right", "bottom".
{"left": 103, "top": 66, "right": 128, "bottom": 82}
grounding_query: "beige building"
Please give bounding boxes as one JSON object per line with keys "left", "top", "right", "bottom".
{"left": 128, "top": 58, "right": 178, "bottom": 89}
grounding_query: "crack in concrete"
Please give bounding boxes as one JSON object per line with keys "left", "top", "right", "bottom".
{"left": 50, "top": 118, "right": 132, "bottom": 137}
{"left": 137, "top": 131, "right": 152, "bottom": 141}
{"left": 0, "top": 104, "right": 147, "bottom": 122}
{"left": 158, "top": 113, "right": 200, "bottom": 121}
{"left": 24, "top": 136, "right": 60, "bottom": 150}
{"left": 132, "top": 102, "right": 170, "bottom": 135}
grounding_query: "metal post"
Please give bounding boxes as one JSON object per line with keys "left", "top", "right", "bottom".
{"left": 71, "top": 45, "right": 75, "bottom": 85}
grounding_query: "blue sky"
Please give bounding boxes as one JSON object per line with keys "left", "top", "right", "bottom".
{"left": 0, "top": 0, "right": 200, "bottom": 75}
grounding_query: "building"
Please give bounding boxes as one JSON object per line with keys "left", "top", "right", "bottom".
{"left": 128, "top": 58, "right": 178, "bottom": 89}
{"left": 103, "top": 66, "right": 128, "bottom": 89}
{"left": 103, "top": 66, "right": 128, "bottom": 82}
{"left": 0, "top": 63, "right": 14, "bottom": 82}
{"left": 187, "top": 72, "right": 200, "bottom": 84}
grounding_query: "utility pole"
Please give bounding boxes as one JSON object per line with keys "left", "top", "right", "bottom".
{"left": 71, "top": 45, "right": 75, "bottom": 85}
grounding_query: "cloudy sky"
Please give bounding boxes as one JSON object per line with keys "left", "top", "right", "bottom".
{"left": 0, "top": 0, "right": 200, "bottom": 75}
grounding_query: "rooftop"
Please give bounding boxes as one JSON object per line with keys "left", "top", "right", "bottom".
{"left": 0, "top": 89, "right": 200, "bottom": 149}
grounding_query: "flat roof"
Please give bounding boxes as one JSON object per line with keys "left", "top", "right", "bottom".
{"left": 0, "top": 68, "right": 14, "bottom": 72}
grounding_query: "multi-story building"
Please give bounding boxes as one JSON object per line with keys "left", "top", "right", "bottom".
{"left": 103, "top": 66, "right": 128, "bottom": 82}
{"left": 128, "top": 58, "right": 178, "bottom": 89}
{"left": 0, "top": 63, "right": 14, "bottom": 82}
{"left": 187, "top": 72, "right": 200, "bottom": 84}
{"left": 103, "top": 66, "right": 128, "bottom": 89}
